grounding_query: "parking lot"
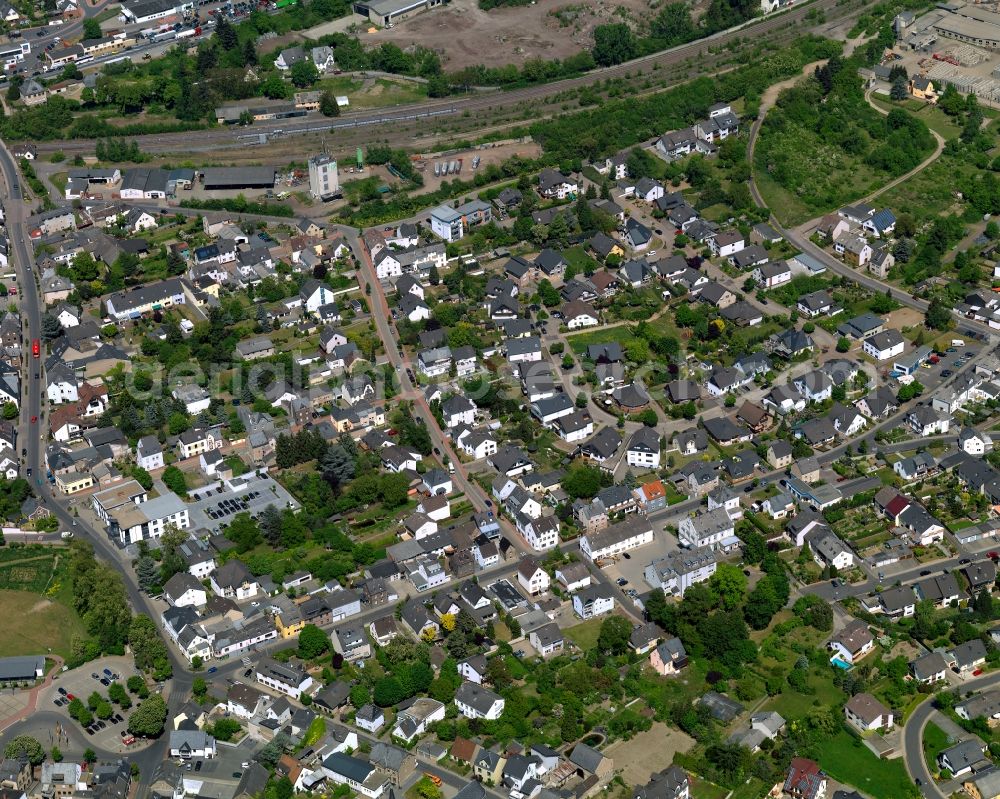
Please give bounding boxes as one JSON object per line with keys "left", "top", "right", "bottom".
{"left": 46, "top": 656, "right": 145, "bottom": 753}
{"left": 186, "top": 472, "right": 301, "bottom": 533}
{"left": 148, "top": 734, "right": 259, "bottom": 790}
{"left": 599, "top": 532, "right": 678, "bottom": 594}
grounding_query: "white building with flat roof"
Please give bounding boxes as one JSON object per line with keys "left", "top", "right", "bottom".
{"left": 308, "top": 153, "right": 339, "bottom": 200}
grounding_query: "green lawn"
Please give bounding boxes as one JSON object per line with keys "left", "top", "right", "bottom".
{"left": 819, "top": 729, "right": 917, "bottom": 799}
{"left": 567, "top": 326, "right": 641, "bottom": 354}
{"left": 727, "top": 778, "right": 768, "bottom": 799}
{"left": 564, "top": 617, "right": 605, "bottom": 650}
{"left": 869, "top": 94, "right": 962, "bottom": 139}
{"left": 761, "top": 671, "right": 845, "bottom": 721}
{"left": 689, "top": 776, "right": 730, "bottom": 799}
{"left": 0, "top": 587, "right": 88, "bottom": 660}
{"left": 923, "top": 721, "right": 950, "bottom": 773}
{"left": 315, "top": 76, "right": 427, "bottom": 109}
{"left": 563, "top": 245, "right": 601, "bottom": 275}
{"left": 752, "top": 162, "right": 823, "bottom": 227}
{"left": 49, "top": 171, "right": 67, "bottom": 197}
{"left": 876, "top": 151, "right": 976, "bottom": 221}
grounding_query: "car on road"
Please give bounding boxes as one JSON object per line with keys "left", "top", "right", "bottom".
{"left": 92, "top": 673, "right": 99, "bottom": 680}
{"left": 207, "top": 666, "right": 217, "bottom": 673}
{"left": 942, "top": 369, "right": 953, "bottom": 377}
{"left": 25, "top": 468, "right": 30, "bottom": 476}
{"left": 920, "top": 569, "right": 931, "bottom": 576}
{"left": 30, "top": 416, "right": 36, "bottom": 423}
{"left": 622, "top": 552, "right": 631, "bottom": 559}
{"left": 433, "top": 447, "right": 440, "bottom": 455}
{"left": 194, "top": 762, "right": 202, "bottom": 772}
{"left": 616, "top": 578, "right": 628, "bottom": 586}
{"left": 244, "top": 668, "right": 253, "bottom": 677}
{"left": 960, "top": 558, "right": 972, "bottom": 565}
{"left": 57, "top": 687, "right": 66, "bottom": 695}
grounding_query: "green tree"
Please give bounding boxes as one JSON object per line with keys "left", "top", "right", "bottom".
{"left": 538, "top": 279, "right": 560, "bottom": 307}
{"left": 82, "top": 18, "right": 102, "bottom": 38}
{"left": 709, "top": 563, "right": 747, "bottom": 611}
{"left": 591, "top": 23, "right": 636, "bottom": 66}
{"left": 562, "top": 465, "right": 603, "bottom": 499}
{"left": 210, "top": 717, "right": 242, "bottom": 742}
{"left": 925, "top": 296, "right": 952, "bottom": 330}
{"left": 597, "top": 615, "right": 632, "bottom": 655}
{"left": 128, "top": 695, "right": 168, "bottom": 737}
{"left": 298, "top": 624, "right": 331, "bottom": 659}
{"left": 290, "top": 60, "right": 320, "bottom": 88}
{"left": 161, "top": 466, "right": 187, "bottom": 496}
{"left": 4, "top": 736, "right": 44, "bottom": 766}
{"left": 319, "top": 90, "right": 340, "bottom": 117}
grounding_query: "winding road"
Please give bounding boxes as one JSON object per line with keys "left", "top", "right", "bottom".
{"left": 904, "top": 671, "right": 1000, "bottom": 799}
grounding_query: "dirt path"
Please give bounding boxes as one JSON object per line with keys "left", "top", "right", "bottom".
{"left": 856, "top": 88, "right": 946, "bottom": 208}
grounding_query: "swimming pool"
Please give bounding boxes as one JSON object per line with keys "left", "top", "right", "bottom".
{"left": 830, "top": 656, "right": 852, "bottom": 670}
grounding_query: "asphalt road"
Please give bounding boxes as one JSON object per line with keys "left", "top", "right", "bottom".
{"left": 745, "top": 79, "right": 993, "bottom": 340}
{"left": 904, "top": 670, "right": 1000, "bottom": 798}
{"left": 0, "top": 137, "right": 190, "bottom": 794}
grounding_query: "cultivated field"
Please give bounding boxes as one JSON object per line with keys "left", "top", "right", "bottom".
{"left": 369, "top": 0, "right": 654, "bottom": 71}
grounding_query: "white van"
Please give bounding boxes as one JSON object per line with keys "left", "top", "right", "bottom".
{"left": 952, "top": 339, "right": 966, "bottom": 347}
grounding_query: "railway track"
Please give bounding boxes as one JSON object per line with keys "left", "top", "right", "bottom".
{"left": 35, "top": 0, "right": 863, "bottom": 155}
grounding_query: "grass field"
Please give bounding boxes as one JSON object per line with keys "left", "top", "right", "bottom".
{"left": 0, "top": 589, "right": 87, "bottom": 659}
{"left": 688, "top": 776, "right": 729, "bottom": 799}
{"left": 0, "top": 546, "right": 87, "bottom": 659}
{"left": 869, "top": 95, "right": 963, "bottom": 140}
{"left": 876, "top": 151, "right": 976, "bottom": 221}
{"left": 563, "top": 245, "right": 601, "bottom": 275}
{"left": 567, "top": 326, "right": 640, "bottom": 354}
{"left": 923, "top": 721, "right": 950, "bottom": 773}
{"left": 727, "top": 778, "right": 768, "bottom": 799}
{"left": 564, "top": 617, "right": 605, "bottom": 650}
{"left": 315, "top": 76, "right": 427, "bottom": 109}
{"left": 819, "top": 729, "right": 916, "bottom": 799}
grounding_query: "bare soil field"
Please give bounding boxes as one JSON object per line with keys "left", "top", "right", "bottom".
{"left": 604, "top": 721, "right": 695, "bottom": 784}
{"left": 369, "top": 0, "right": 654, "bottom": 71}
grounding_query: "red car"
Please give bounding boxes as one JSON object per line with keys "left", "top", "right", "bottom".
{"left": 66, "top": 693, "right": 75, "bottom": 701}
{"left": 30, "top": 415, "right": 36, "bottom": 423}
